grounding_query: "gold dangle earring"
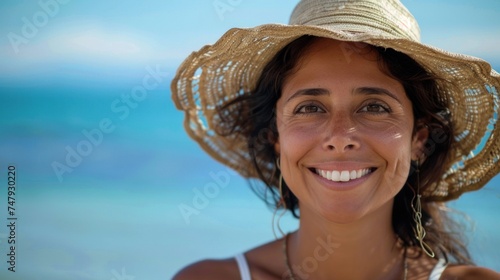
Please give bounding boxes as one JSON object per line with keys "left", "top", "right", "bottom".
{"left": 410, "top": 159, "right": 435, "bottom": 258}
{"left": 272, "top": 157, "right": 287, "bottom": 239}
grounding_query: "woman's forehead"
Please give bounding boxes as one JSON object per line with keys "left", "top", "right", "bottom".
{"left": 300, "top": 38, "right": 376, "bottom": 63}
{"left": 283, "top": 38, "right": 404, "bottom": 97}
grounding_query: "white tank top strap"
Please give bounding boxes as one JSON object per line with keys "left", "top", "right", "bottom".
{"left": 236, "top": 253, "right": 446, "bottom": 280}
{"left": 429, "top": 258, "right": 448, "bottom": 280}
{"left": 234, "top": 253, "right": 251, "bottom": 280}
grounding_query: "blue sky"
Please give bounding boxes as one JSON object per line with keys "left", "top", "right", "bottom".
{"left": 1, "top": 0, "right": 499, "bottom": 87}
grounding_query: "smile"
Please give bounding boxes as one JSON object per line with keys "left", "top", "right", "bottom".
{"left": 315, "top": 168, "right": 373, "bottom": 182}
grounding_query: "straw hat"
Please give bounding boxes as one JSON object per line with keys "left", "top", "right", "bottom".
{"left": 171, "top": 0, "right": 500, "bottom": 201}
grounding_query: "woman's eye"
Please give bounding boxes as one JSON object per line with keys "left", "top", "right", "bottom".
{"left": 296, "top": 104, "right": 323, "bottom": 114}
{"left": 360, "top": 103, "right": 390, "bottom": 113}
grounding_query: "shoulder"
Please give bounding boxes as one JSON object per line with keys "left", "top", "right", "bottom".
{"left": 443, "top": 265, "right": 500, "bottom": 280}
{"left": 172, "top": 237, "right": 285, "bottom": 280}
{"left": 172, "top": 258, "right": 240, "bottom": 280}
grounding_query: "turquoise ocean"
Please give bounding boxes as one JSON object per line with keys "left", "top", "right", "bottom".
{"left": 0, "top": 83, "right": 498, "bottom": 279}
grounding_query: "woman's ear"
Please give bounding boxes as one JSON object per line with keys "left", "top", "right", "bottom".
{"left": 411, "top": 122, "right": 429, "bottom": 162}
{"left": 274, "top": 137, "right": 280, "bottom": 154}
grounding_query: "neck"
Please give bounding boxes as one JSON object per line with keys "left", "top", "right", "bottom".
{"left": 286, "top": 200, "right": 405, "bottom": 280}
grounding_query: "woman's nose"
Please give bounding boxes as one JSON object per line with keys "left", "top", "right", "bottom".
{"left": 322, "top": 113, "right": 361, "bottom": 152}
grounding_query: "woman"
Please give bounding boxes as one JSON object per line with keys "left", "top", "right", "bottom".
{"left": 171, "top": 0, "right": 500, "bottom": 279}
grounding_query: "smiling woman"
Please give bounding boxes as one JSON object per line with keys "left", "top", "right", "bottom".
{"left": 276, "top": 38, "right": 426, "bottom": 224}
{"left": 171, "top": 0, "right": 500, "bottom": 279}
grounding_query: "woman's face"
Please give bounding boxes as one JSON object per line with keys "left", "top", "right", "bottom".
{"left": 275, "top": 38, "right": 427, "bottom": 222}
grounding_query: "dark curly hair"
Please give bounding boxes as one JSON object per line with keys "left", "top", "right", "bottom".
{"left": 217, "top": 35, "right": 473, "bottom": 265}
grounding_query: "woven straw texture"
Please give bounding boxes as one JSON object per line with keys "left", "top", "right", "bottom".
{"left": 171, "top": 0, "right": 500, "bottom": 201}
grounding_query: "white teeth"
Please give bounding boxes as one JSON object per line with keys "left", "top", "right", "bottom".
{"left": 316, "top": 168, "right": 372, "bottom": 182}
{"left": 321, "top": 170, "right": 328, "bottom": 179}
{"left": 350, "top": 170, "right": 357, "bottom": 179}
{"left": 332, "top": 171, "right": 340, "bottom": 181}
{"left": 340, "top": 171, "right": 350, "bottom": 182}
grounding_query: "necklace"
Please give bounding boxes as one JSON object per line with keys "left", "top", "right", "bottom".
{"left": 283, "top": 233, "right": 409, "bottom": 280}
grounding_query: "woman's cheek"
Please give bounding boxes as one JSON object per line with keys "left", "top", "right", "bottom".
{"left": 279, "top": 124, "right": 318, "bottom": 153}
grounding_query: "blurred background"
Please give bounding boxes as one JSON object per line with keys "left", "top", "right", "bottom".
{"left": 0, "top": 0, "right": 499, "bottom": 279}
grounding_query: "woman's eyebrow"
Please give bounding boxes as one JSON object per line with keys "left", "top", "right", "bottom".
{"left": 285, "top": 88, "right": 330, "bottom": 103}
{"left": 285, "top": 86, "right": 401, "bottom": 104}
{"left": 355, "top": 86, "right": 402, "bottom": 104}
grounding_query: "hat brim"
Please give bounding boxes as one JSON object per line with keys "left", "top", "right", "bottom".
{"left": 171, "top": 23, "right": 500, "bottom": 201}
